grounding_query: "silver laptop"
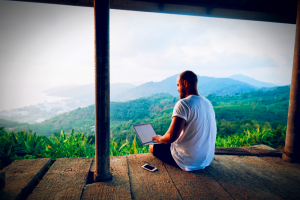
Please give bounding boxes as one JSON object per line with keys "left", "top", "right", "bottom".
{"left": 133, "top": 123, "right": 161, "bottom": 145}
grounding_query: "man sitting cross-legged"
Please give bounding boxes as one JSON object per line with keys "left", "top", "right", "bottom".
{"left": 150, "top": 70, "right": 217, "bottom": 171}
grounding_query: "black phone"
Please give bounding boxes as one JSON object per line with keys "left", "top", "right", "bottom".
{"left": 142, "top": 164, "right": 157, "bottom": 172}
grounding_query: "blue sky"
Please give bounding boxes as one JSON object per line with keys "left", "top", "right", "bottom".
{"left": 0, "top": 0, "right": 296, "bottom": 110}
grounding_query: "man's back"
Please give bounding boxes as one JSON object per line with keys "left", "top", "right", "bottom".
{"left": 171, "top": 95, "right": 217, "bottom": 171}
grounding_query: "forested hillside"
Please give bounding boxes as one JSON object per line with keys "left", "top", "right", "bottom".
{"left": 0, "top": 119, "right": 28, "bottom": 128}
{"left": 110, "top": 93, "right": 177, "bottom": 120}
{"left": 110, "top": 85, "right": 289, "bottom": 144}
{"left": 4, "top": 86, "right": 289, "bottom": 140}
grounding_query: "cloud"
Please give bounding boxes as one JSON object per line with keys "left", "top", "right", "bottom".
{"left": 110, "top": 10, "right": 295, "bottom": 84}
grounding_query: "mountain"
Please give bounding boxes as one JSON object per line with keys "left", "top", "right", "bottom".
{"left": 113, "top": 74, "right": 258, "bottom": 101}
{"left": 128, "top": 81, "right": 147, "bottom": 86}
{"left": 229, "top": 74, "right": 277, "bottom": 88}
{"left": 111, "top": 83, "right": 136, "bottom": 96}
{"left": 44, "top": 74, "right": 259, "bottom": 102}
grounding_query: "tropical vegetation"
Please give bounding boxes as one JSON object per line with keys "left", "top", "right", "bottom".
{"left": 0, "top": 122, "right": 286, "bottom": 170}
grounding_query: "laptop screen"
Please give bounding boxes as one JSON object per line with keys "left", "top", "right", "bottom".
{"left": 133, "top": 123, "right": 157, "bottom": 144}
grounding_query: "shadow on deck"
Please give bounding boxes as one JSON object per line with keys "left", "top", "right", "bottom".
{"left": 1, "top": 145, "right": 300, "bottom": 199}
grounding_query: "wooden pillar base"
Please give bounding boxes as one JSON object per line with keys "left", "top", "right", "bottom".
{"left": 282, "top": 153, "right": 300, "bottom": 163}
{"left": 94, "top": 171, "right": 112, "bottom": 182}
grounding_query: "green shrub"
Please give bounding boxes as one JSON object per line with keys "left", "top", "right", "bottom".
{"left": 216, "top": 124, "right": 286, "bottom": 148}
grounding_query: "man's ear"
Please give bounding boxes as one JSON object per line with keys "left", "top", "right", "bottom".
{"left": 183, "top": 80, "right": 189, "bottom": 88}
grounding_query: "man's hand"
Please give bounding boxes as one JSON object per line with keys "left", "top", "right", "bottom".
{"left": 154, "top": 117, "right": 186, "bottom": 144}
{"left": 152, "top": 135, "right": 162, "bottom": 143}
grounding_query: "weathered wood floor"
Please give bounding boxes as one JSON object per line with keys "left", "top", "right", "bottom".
{"left": 1, "top": 145, "right": 300, "bottom": 200}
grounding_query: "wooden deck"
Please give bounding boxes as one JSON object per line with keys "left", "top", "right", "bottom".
{"left": 1, "top": 145, "right": 300, "bottom": 200}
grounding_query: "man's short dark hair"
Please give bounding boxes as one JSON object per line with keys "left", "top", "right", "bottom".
{"left": 180, "top": 71, "right": 198, "bottom": 85}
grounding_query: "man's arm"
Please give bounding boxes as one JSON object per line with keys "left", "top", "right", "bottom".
{"left": 152, "top": 116, "right": 186, "bottom": 144}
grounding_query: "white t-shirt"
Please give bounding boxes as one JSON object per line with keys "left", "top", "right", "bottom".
{"left": 171, "top": 95, "right": 217, "bottom": 171}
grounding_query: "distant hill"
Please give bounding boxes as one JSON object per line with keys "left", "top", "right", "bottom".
{"left": 113, "top": 74, "right": 258, "bottom": 101}
{"left": 229, "top": 74, "right": 277, "bottom": 88}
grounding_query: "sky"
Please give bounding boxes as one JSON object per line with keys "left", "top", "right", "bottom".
{"left": 0, "top": 0, "right": 297, "bottom": 111}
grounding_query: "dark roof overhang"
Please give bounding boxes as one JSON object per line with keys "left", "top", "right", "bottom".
{"left": 11, "top": 0, "right": 298, "bottom": 24}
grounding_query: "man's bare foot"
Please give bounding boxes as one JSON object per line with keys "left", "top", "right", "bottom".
{"left": 149, "top": 144, "right": 154, "bottom": 153}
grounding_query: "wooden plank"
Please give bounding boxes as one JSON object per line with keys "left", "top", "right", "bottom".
{"left": 28, "top": 158, "right": 92, "bottom": 200}
{"left": 245, "top": 144, "right": 276, "bottom": 151}
{"left": 127, "top": 153, "right": 182, "bottom": 200}
{"left": 215, "top": 146, "right": 282, "bottom": 157}
{"left": 208, "top": 155, "right": 300, "bottom": 199}
{"left": 242, "top": 144, "right": 283, "bottom": 157}
{"left": 164, "top": 162, "right": 233, "bottom": 199}
{"left": 0, "top": 158, "right": 51, "bottom": 200}
{"left": 215, "top": 147, "right": 253, "bottom": 156}
{"left": 261, "top": 156, "right": 300, "bottom": 184}
{"left": 207, "top": 155, "right": 280, "bottom": 199}
{"left": 81, "top": 156, "right": 131, "bottom": 200}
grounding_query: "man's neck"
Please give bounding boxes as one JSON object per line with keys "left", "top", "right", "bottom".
{"left": 185, "top": 89, "right": 200, "bottom": 98}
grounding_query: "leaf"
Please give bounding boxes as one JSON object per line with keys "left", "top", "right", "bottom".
{"left": 119, "top": 142, "right": 129, "bottom": 152}
{"left": 133, "top": 136, "right": 137, "bottom": 154}
{"left": 54, "top": 137, "right": 60, "bottom": 145}
{"left": 24, "top": 141, "right": 32, "bottom": 153}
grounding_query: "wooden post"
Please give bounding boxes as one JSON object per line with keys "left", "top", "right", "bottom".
{"left": 93, "top": 0, "right": 112, "bottom": 181}
{"left": 0, "top": 171, "right": 5, "bottom": 191}
{"left": 283, "top": 0, "right": 300, "bottom": 162}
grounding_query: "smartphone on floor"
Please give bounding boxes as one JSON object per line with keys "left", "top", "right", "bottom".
{"left": 142, "top": 164, "right": 157, "bottom": 172}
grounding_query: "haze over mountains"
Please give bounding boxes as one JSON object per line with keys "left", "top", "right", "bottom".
{"left": 45, "top": 74, "right": 274, "bottom": 102}
{"left": 45, "top": 83, "right": 136, "bottom": 99}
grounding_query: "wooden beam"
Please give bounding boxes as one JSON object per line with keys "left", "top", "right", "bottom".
{"left": 283, "top": 0, "right": 300, "bottom": 163}
{"left": 11, "top": 0, "right": 297, "bottom": 24}
{"left": 94, "top": 0, "right": 112, "bottom": 182}
{"left": 0, "top": 171, "right": 4, "bottom": 192}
